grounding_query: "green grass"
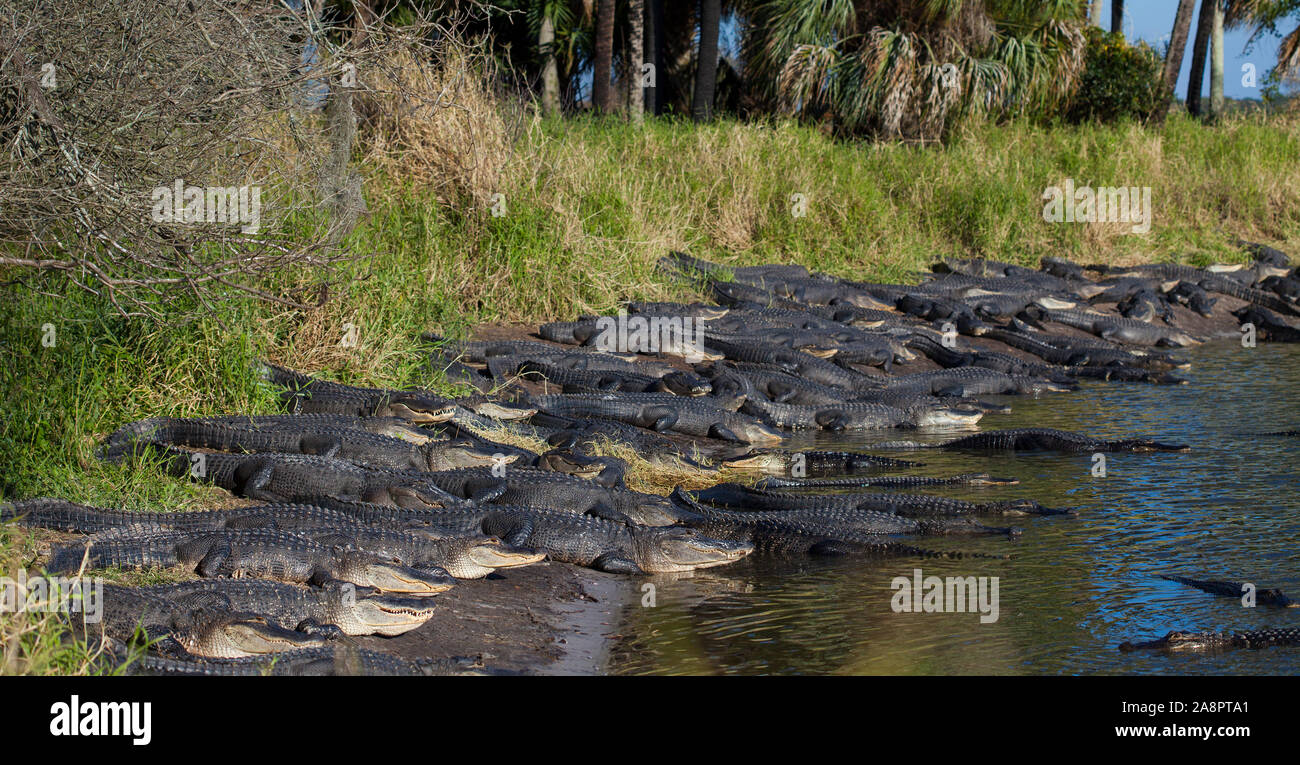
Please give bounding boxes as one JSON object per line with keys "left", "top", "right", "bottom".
{"left": 3, "top": 111, "right": 1299, "bottom": 672}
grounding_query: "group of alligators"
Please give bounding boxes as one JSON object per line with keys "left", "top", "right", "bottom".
{"left": 5, "top": 245, "right": 1299, "bottom": 673}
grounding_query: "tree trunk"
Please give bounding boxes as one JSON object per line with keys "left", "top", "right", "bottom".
{"left": 1186, "top": 0, "right": 1215, "bottom": 116}
{"left": 1162, "top": 0, "right": 1196, "bottom": 95}
{"left": 592, "top": 0, "right": 616, "bottom": 112}
{"left": 1090, "top": 0, "right": 1104, "bottom": 28}
{"left": 1208, "top": 0, "right": 1224, "bottom": 121}
{"left": 692, "top": 0, "right": 720, "bottom": 121}
{"left": 628, "top": 0, "right": 645, "bottom": 123}
{"left": 539, "top": 14, "right": 560, "bottom": 117}
{"left": 646, "top": 0, "right": 664, "bottom": 115}
{"left": 1111, "top": 0, "right": 1124, "bottom": 34}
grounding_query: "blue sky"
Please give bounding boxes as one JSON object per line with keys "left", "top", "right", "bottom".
{"left": 1115, "top": 0, "right": 1290, "bottom": 99}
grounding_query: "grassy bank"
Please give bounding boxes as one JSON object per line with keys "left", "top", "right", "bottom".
{"left": 3, "top": 112, "right": 1299, "bottom": 672}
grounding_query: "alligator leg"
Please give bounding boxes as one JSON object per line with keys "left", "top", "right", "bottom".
{"left": 813, "top": 411, "right": 848, "bottom": 431}
{"left": 592, "top": 552, "right": 643, "bottom": 574}
{"left": 583, "top": 502, "right": 634, "bottom": 525}
{"left": 240, "top": 462, "right": 289, "bottom": 503}
{"left": 295, "top": 619, "right": 348, "bottom": 640}
{"left": 298, "top": 434, "right": 344, "bottom": 458}
{"left": 193, "top": 541, "right": 235, "bottom": 577}
{"left": 643, "top": 406, "right": 678, "bottom": 432}
{"left": 708, "top": 424, "right": 740, "bottom": 441}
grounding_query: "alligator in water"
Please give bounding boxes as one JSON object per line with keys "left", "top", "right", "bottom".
{"left": 691, "top": 482, "right": 1072, "bottom": 517}
{"left": 138, "top": 579, "right": 438, "bottom": 637}
{"left": 1119, "top": 628, "right": 1300, "bottom": 652}
{"left": 669, "top": 489, "right": 1012, "bottom": 555}
{"left": 1161, "top": 574, "right": 1296, "bottom": 608}
{"left": 530, "top": 392, "right": 785, "bottom": 444}
{"left": 871, "top": 427, "right": 1189, "bottom": 453}
{"left": 48, "top": 528, "right": 458, "bottom": 595}
{"left": 479, "top": 508, "right": 753, "bottom": 574}
{"left": 754, "top": 473, "right": 1018, "bottom": 489}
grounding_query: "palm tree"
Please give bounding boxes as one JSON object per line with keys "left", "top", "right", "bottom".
{"left": 1163, "top": 0, "right": 1198, "bottom": 101}
{"left": 1090, "top": 0, "right": 1104, "bottom": 28}
{"left": 742, "top": 0, "right": 1087, "bottom": 142}
{"left": 1187, "top": 0, "right": 1216, "bottom": 115}
{"left": 629, "top": 0, "right": 645, "bottom": 121}
{"left": 1226, "top": 1, "right": 1300, "bottom": 89}
{"left": 692, "top": 0, "right": 721, "bottom": 121}
{"left": 592, "top": 0, "right": 616, "bottom": 111}
{"left": 1112, "top": 1, "right": 1125, "bottom": 34}
{"left": 644, "top": 0, "right": 664, "bottom": 114}
{"left": 1209, "top": 0, "right": 1225, "bottom": 119}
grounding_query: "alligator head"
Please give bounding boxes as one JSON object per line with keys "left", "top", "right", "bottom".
{"left": 1119, "top": 631, "right": 1231, "bottom": 652}
{"left": 380, "top": 393, "right": 457, "bottom": 423}
{"left": 910, "top": 408, "right": 984, "bottom": 428}
{"left": 322, "top": 583, "right": 439, "bottom": 637}
{"left": 176, "top": 609, "right": 329, "bottom": 658}
{"left": 333, "top": 553, "right": 457, "bottom": 595}
{"left": 427, "top": 440, "right": 512, "bottom": 470}
{"left": 719, "top": 451, "right": 788, "bottom": 475}
{"left": 632, "top": 527, "right": 753, "bottom": 573}
{"left": 448, "top": 536, "right": 546, "bottom": 579}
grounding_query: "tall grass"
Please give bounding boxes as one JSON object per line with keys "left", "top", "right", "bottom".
{"left": 3, "top": 110, "right": 1299, "bottom": 673}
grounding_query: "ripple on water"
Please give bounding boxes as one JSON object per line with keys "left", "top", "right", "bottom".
{"left": 607, "top": 342, "right": 1300, "bottom": 675}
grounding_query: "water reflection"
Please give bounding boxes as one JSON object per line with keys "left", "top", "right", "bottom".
{"left": 606, "top": 342, "right": 1300, "bottom": 675}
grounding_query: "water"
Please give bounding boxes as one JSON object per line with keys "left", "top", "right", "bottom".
{"left": 605, "top": 342, "right": 1300, "bottom": 675}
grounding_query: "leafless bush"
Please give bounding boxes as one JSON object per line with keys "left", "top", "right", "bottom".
{"left": 0, "top": 0, "right": 463, "bottom": 316}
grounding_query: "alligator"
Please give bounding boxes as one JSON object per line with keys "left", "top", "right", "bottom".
{"left": 721, "top": 449, "right": 924, "bottom": 476}
{"left": 48, "top": 528, "right": 458, "bottom": 595}
{"left": 127, "top": 646, "right": 492, "bottom": 676}
{"left": 754, "top": 473, "right": 1018, "bottom": 489}
{"left": 529, "top": 392, "right": 785, "bottom": 444}
{"left": 536, "top": 449, "right": 628, "bottom": 488}
{"left": 139, "top": 579, "right": 438, "bottom": 636}
{"left": 106, "top": 414, "right": 434, "bottom": 447}
{"left": 691, "top": 483, "right": 1072, "bottom": 517}
{"left": 0, "top": 497, "right": 448, "bottom": 536}
{"left": 104, "top": 443, "right": 471, "bottom": 509}
{"left": 479, "top": 508, "right": 753, "bottom": 574}
{"left": 1030, "top": 307, "right": 1198, "bottom": 347}
{"left": 102, "top": 417, "right": 504, "bottom": 471}
{"left": 669, "top": 489, "right": 1011, "bottom": 556}
{"left": 78, "top": 584, "right": 330, "bottom": 658}
{"left": 293, "top": 527, "right": 544, "bottom": 578}
{"left": 1115, "top": 288, "right": 1177, "bottom": 324}
{"left": 702, "top": 362, "right": 850, "bottom": 406}
{"left": 1233, "top": 305, "right": 1300, "bottom": 342}
{"left": 262, "top": 364, "right": 457, "bottom": 422}
{"left": 411, "top": 465, "right": 694, "bottom": 526}
{"left": 881, "top": 367, "right": 1072, "bottom": 397}
{"left": 740, "top": 398, "right": 982, "bottom": 431}
{"left": 502, "top": 357, "right": 711, "bottom": 397}
{"left": 1119, "top": 628, "right": 1300, "bottom": 652}
{"left": 702, "top": 336, "right": 879, "bottom": 391}
{"left": 1162, "top": 280, "right": 1219, "bottom": 317}
{"left": 1161, "top": 575, "right": 1296, "bottom": 608}
{"left": 872, "top": 427, "right": 1189, "bottom": 453}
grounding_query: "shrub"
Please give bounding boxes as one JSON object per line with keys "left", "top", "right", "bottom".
{"left": 1065, "top": 28, "right": 1164, "bottom": 124}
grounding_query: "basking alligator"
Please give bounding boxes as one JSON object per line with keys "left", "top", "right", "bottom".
{"left": 81, "top": 584, "right": 330, "bottom": 658}
{"left": 530, "top": 392, "right": 785, "bottom": 444}
{"left": 104, "top": 443, "right": 470, "bottom": 509}
{"left": 1161, "top": 575, "right": 1296, "bottom": 608}
{"left": 1119, "top": 628, "right": 1300, "bottom": 652}
{"left": 49, "top": 528, "right": 458, "bottom": 595}
{"left": 127, "top": 646, "right": 492, "bottom": 676}
{"left": 479, "top": 509, "right": 753, "bottom": 574}
{"left": 741, "top": 398, "right": 982, "bottom": 431}
{"left": 102, "top": 416, "right": 503, "bottom": 471}
{"left": 139, "top": 579, "right": 438, "bottom": 637}
{"left": 872, "top": 427, "right": 1189, "bottom": 453}
{"left": 293, "top": 527, "right": 544, "bottom": 578}
{"left": 722, "top": 449, "right": 923, "bottom": 476}
{"left": 262, "top": 364, "right": 457, "bottom": 422}
{"left": 754, "top": 473, "right": 1018, "bottom": 489}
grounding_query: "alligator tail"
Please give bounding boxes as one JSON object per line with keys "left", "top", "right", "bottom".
{"left": 255, "top": 361, "right": 313, "bottom": 390}
{"left": 99, "top": 417, "right": 174, "bottom": 456}
{"left": 898, "top": 543, "right": 1011, "bottom": 560}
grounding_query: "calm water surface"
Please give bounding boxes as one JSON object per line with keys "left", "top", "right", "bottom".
{"left": 605, "top": 342, "right": 1300, "bottom": 675}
